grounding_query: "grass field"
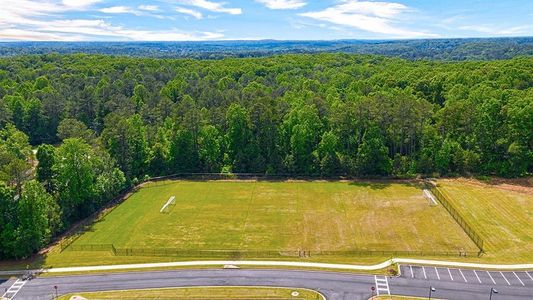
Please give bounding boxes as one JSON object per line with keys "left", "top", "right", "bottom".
{"left": 48, "top": 180, "right": 477, "bottom": 265}
{"left": 437, "top": 179, "right": 533, "bottom": 262}
{"left": 1, "top": 178, "right": 530, "bottom": 270}
{"left": 57, "top": 287, "right": 323, "bottom": 300}
{"left": 73, "top": 180, "right": 475, "bottom": 251}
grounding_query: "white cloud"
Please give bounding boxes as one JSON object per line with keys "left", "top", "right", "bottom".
{"left": 255, "top": 0, "right": 306, "bottom": 10}
{"left": 0, "top": 0, "right": 223, "bottom": 41}
{"left": 62, "top": 0, "right": 101, "bottom": 9}
{"left": 138, "top": 5, "right": 159, "bottom": 12}
{"left": 177, "top": 0, "right": 242, "bottom": 15}
{"left": 175, "top": 7, "right": 203, "bottom": 19}
{"left": 0, "top": 28, "right": 84, "bottom": 41}
{"left": 0, "top": 0, "right": 100, "bottom": 26}
{"left": 109, "top": 29, "right": 224, "bottom": 41}
{"left": 99, "top": 6, "right": 139, "bottom": 15}
{"left": 300, "top": 0, "right": 437, "bottom": 38}
{"left": 99, "top": 6, "right": 173, "bottom": 19}
{"left": 0, "top": 18, "right": 224, "bottom": 41}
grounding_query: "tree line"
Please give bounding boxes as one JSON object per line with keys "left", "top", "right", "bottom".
{"left": 0, "top": 53, "right": 531, "bottom": 259}
{"left": 1, "top": 38, "right": 532, "bottom": 60}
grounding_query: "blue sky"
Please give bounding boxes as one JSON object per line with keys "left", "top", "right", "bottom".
{"left": 0, "top": 0, "right": 531, "bottom": 41}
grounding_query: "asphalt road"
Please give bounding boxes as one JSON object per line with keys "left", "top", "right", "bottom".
{"left": 4, "top": 267, "right": 533, "bottom": 300}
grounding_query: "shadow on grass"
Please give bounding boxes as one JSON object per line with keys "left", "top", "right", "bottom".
{"left": 474, "top": 176, "right": 533, "bottom": 189}
{"left": 348, "top": 181, "right": 389, "bottom": 190}
{"left": 348, "top": 180, "right": 423, "bottom": 190}
{"left": 145, "top": 177, "right": 426, "bottom": 190}
{"left": 0, "top": 252, "right": 47, "bottom": 272}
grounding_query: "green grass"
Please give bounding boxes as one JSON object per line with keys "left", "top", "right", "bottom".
{"left": 57, "top": 286, "right": 323, "bottom": 300}
{"left": 39, "top": 180, "right": 476, "bottom": 267}
{"left": 437, "top": 179, "right": 533, "bottom": 263}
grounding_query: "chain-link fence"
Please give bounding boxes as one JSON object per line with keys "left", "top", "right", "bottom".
{"left": 429, "top": 185, "right": 485, "bottom": 255}
{"left": 62, "top": 243, "right": 473, "bottom": 258}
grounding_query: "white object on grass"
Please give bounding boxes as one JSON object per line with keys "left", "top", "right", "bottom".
{"left": 160, "top": 196, "right": 176, "bottom": 213}
{"left": 423, "top": 189, "right": 438, "bottom": 206}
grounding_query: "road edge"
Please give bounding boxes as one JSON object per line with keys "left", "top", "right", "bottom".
{"left": 1, "top": 258, "right": 532, "bottom": 276}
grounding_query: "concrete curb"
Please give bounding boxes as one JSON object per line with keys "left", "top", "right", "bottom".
{"left": 1, "top": 258, "right": 532, "bottom": 276}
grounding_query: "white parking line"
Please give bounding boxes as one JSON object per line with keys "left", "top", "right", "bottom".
{"left": 422, "top": 266, "right": 427, "bottom": 279}
{"left": 487, "top": 271, "right": 496, "bottom": 284}
{"left": 526, "top": 271, "right": 533, "bottom": 282}
{"left": 458, "top": 269, "right": 467, "bottom": 282}
{"left": 500, "top": 272, "right": 511, "bottom": 286}
{"left": 473, "top": 270, "right": 482, "bottom": 283}
{"left": 434, "top": 267, "right": 440, "bottom": 280}
{"left": 410, "top": 265, "right": 414, "bottom": 278}
{"left": 447, "top": 268, "right": 454, "bottom": 281}
{"left": 513, "top": 272, "right": 525, "bottom": 286}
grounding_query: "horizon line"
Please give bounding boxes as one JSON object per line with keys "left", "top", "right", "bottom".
{"left": 0, "top": 36, "right": 532, "bottom": 43}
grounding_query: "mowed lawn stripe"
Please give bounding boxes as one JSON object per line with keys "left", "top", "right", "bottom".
{"left": 69, "top": 180, "right": 477, "bottom": 255}
{"left": 437, "top": 179, "right": 533, "bottom": 261}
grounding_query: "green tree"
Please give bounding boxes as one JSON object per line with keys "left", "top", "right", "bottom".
{"left": 316, "top": 131, "right": 340, "bottom": 176}
{"left": 0, "top": 125, "right": 32, "bottom": 193}
{"left": 225, "top": 103, "right": 253, "bottom": 172}
{"left": 33, "top": 76, "right": 50, "bottom": 90}
{"left": 6, "top": 95, "right": 25, "bottom": 130}
{"left": 23, "top": 98, "right": 47, "bottom": 144}
{"left": 417, "top": 125, "right": 442, "bottom": 174}
{"left": 161, "top": 78, "right": 187, "bottom": 103}
{"left": 101, "top": 114, "right": 148, "bottom": 179}
{"left": 149, "top": 142, "right": 170, "bottom": 176}
{"left": 169, "top": 127, "right": 199, "bottom": 173}
{"left": 282, "top": 104, "right": 322, "bottom": 174}
{"left": 435, "top": 138, "right": 465, "bottom": 175}
{"left": 0, "top": 183, "right": 16, "bottom": 259}
{"left": 148, "top": 122, "right": 172, "bottom": 176}
{"left": 54, "top": 138, "right": 96, "bottom": 222}
{"left": 355, "top": 127, "right": 392, "bottom": 176}
{"left": 132, "top": 84, "right": 148, "bottom": 113}
{"left": 36, "top": 144, "right": 56, "bottom": 192}
{"left": 0, "top": 98, "right": 12, "bottom": 127}
{"left": 13, "top": 180, "right": 60, "bottom": 258}
{"left": 127, "top": 115, "right": 149, "bottom": 178}
{"left": 57, "top": 118, "right": 95, "bottom": 143}
{"left": 198, "top": 125, "right": 222, "bottom": 172}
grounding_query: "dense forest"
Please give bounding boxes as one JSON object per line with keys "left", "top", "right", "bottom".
{"left": 1, "top": 37, "right": 532, "bottom": 60}
{"left": 0, "top": 53, "right": 532, "bottom": 259}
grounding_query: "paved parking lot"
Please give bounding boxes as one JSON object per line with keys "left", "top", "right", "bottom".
{"left": 400, "top": 265, "right": 533, "bottom": 287}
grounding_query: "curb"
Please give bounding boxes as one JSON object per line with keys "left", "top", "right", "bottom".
{"left": 1, "top": 258, "right": 532, "bottom": 276}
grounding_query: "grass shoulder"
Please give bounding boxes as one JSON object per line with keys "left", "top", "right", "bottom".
{"left": 56, "top": 286, "right": 324, "bottom": 300}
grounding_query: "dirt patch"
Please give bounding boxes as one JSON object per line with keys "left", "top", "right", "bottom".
{"left": 487, "top": 177, "right": 533, "bottom": 188}
{"left": 446, "top": 177, "right": 533, "bottom": 195}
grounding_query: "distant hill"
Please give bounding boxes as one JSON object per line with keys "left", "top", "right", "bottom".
{"left": 0, "top": 37, "right": 532, "bottom": 60}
